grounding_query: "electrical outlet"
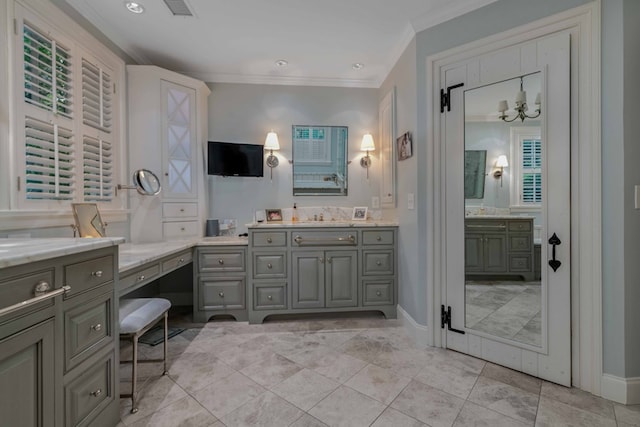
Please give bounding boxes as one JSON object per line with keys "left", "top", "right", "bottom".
{"left": 408, "top": 193, "right": 415, "bottom": 210}
{"left": 371, "top": 196, "right": 380, "bottom": 209}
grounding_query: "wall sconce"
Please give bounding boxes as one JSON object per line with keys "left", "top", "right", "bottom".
{"left": 264, "top": 131, "right": 280, "bottom": 180}
{"left": 493, "top": 154, "right": 509, "bottom": 187}
{"left": 360, "top": 133, "right": 375, "bottom": 178}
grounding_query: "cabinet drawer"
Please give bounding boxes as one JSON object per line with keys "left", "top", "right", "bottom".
{"left": 465, "top": 220, "right": 507, "bottom": 230}
{"left": 0, "top": 269, "right": 55, "bottom": 314}
{"left": 65, "top": 354, "right": 114, "bottom": 427}
{"left": 64, "top": 256, "right": 114, "bottom": 299}
{"left": 162, "top": 202, "right": 198, "bottom": 218}
{"left": 162, "top": 250, "right": 193, "bottom": 272}
{"left": 508, "top": 220, "right": 532, "bottom": 232}
{"left": 120, "top": 264, "right": 160, "bottom": 291}
{"left": 362, "top": 230, "right": 394, "bottom": 246}
{"left": 64, "top": 293, "right": 112, "bottom": 372}
{"left": 509, "top": 255, "right": 532, "bottom": 272}
{"left": 362, "top": 280, "right": 394, "bottom": 306}
{"left": 163, "top": 221, "right": 200, "bottom": 239}
{"left": 199, "top": 277, "right": 245, "bottom": 310}
{"left": 253, "top": 253, "right": 286, "bottom": 278}
{"left": 199, "top": 250, "right": 245, "bottom": 273}
{"left": 509, "top": 235, "right": 532, "bottom": 252}
{"left": 253, "top": 283, "right": 287, "bottom": 310}
{"left": 252, "top": 232, "right": 287, "bottom": 247}
{"left": 362, "top": 250, "right": 394, "bottom": 275}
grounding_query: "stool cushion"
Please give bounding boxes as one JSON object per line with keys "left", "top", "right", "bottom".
{"left": 119, "top": 298, "right": 171, "bottom": 335}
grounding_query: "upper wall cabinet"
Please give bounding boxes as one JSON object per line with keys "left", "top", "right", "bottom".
{"left": 127, "top": 66, "right": 210, "bottom": 242}
{"left": 379, "top": 88, "right": 396, "bottom": 207}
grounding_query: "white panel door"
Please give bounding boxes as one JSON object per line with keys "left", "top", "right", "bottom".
{"left": 442, "top": 32, "right": 571, "bottom": 385}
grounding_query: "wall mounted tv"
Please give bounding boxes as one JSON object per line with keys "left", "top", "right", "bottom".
{"left": 207, "top": 141, "right": 264, "bottom": 177}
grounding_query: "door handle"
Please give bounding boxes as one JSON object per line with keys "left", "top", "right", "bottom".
{"left": 548, "top": 233, "right": 562, "bottom": 272}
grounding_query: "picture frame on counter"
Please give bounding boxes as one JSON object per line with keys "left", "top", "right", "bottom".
{"left": 352, "top": 206, "right": 368, "bottom": 221}
{"left": 266, "top": 209, "right": 283, "bottom": 222}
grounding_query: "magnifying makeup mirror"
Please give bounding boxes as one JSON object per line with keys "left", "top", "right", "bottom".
{"left": 117, "top": 169, "right": 162, "bottom": 196}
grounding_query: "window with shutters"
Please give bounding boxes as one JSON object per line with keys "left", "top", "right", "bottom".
{"left": 509, "top": 127, "right": 542, "bottom": 210}
{"left": 292, "top": 126, "right": 332, "bottom": 164}
{"left": 11, "top": 5, "right": 123, "bottom": 214}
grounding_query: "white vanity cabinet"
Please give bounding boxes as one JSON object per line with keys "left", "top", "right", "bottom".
{"left": 127, "top": 65, "right": 210, "bottom": 242}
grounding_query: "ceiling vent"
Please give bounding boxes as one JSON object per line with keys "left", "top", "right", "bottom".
{"left": 163, "top": 0, "right": 193, "bottom": 16}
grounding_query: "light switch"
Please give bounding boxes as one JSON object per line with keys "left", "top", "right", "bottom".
{"left": 371, "top": 196, "right": 380, "bottom": 209}
{"left": 408, "top": 193, "right": 415, "bottom": 210}
{"left": 636, "top": 185, "right": 640, "bottom": 209}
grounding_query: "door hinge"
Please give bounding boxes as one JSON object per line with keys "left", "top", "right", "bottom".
{"left": 440, "top": 83, "right": 464, "bottom": 113}
{"left": 441, "top": 305, "right": 465, "bottom": 334}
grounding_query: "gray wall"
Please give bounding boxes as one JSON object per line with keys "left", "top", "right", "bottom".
{"left": 379, "top": 38, "right": 418, "bottom": 322}
{"left": 206, "top": 83, "right": 381, "bottom": 233}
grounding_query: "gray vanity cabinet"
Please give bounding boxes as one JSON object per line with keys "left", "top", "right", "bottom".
{"left": 464, "top": 233, "right": 507, "bottom": 272}
{"left": 292, "top": 251, "right": 324, "bottom": 308}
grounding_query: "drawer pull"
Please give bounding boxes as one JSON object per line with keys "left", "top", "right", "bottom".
{"left": 180, "top": 208, "right": 185, "bottom": 212}
{"left": 376, "top": 291, "right": 382, "bottom": 297}
{"left": 138, "top": 275, "right": 146, "bottom": 281}
{"left": 267, "top": 263, "right": 273, "bottom": 269}
{"left": 0, "top": 285, "right": 71, "bottom": 318}
{"left": 376, "top": 236, "right": 382, "bottom": 241}
{"left": 178, "top": 258, "right": 185, "bottom": 264}
{"left": 319, "top": 257, "right": 325, "bottom": 263}
{"left": 294, "top": 235, "right": 356, "bottom": 245}
{"left": 181, "top": 227, "right": 185, "bottom": 231}
{"left": 218, "top": 292, "right": 224, "bottom": 298}
{"left": 267, "top": 237, "right": 273, "bottom": 243}
{"left": 267, "top": 295, "right": 273, "bottom": 300}
{"left": 327, "top": 257, "right": 332, "bottom": 263}
{"left": 218, "top": 259, "right": 224, "bottom": 265}
{"left": 92, "top": 270, "right": 103, "bottom": 278}
{"left": 90, "top": 389, "right": 102, "bottom": 397}
{"left": 91, "top": 323, "right": 102, "bottom": 332}
{"left": 34, "top": 280, "right": 51, "bottom": 296}
{"left": 376, "top": 260, "right": 382, "bottom": 266}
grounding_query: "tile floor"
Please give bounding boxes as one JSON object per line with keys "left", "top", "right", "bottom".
{"left": 117, "top": 313, "right": 639, "bottom": 427}
{"left": 466, "top": 281, "right": 542, "bottom": 346}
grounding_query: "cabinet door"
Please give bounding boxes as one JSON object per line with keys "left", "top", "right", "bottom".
{"left": 484, "top": 234, "right": 507, "bottom": 272}
{"left": 292, "top": 251, "right": 324, "bottom": 308}
{"left": 464, "top": 233, "right": 484, "bottom": 272}
{"left": 161, "top": 80, "right": 197, "bottom": 199}
{"left": 325, "top": 250, "right": 357, "bottom": 308}
{"left": 0, "top": 319, "right": 55, "bottom": 427}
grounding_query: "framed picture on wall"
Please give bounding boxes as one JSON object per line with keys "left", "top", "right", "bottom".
{"left": 352, "top": 206, "right": 368, "bottom": 221}
{"left": 266, "top": 209, "right": 282, "bottom": 222}
{"left": 397, "top": 132, "right": 413, "bottom": 161}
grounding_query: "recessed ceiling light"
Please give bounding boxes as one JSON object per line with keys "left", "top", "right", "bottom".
{"left": 275, "top": 59, "right": 288, "bottom": 67}
{"left": 352, "top": 63, "right": 365, "bottom": 70}
{"left": 125, "top": 1, "right": 145, "bottom": 14}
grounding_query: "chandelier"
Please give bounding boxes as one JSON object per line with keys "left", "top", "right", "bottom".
{"left": 497, "top": 76, "right": 541, "bottom": 122}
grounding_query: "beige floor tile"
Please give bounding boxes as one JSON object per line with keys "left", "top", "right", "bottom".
{"left": 168, "top": 351, "right": 236, "bottom": 393}
{"left": 614, "top": 404, "right": 640, "bottom": 426}
{"left": 220, "top": 391, "right": 303, "bottom": 427}
{"left": 192, "top": 372, "right": 266, "bottom": 419}
{"left": 339, "top": 333, "right": 399, "bottom": 364}
{"left": 480, "top": 363, "right": 541, "bottom": 395}
{"left": 289, "top": 345, "right": 368, "bottom": 383}
{"left": 290, "top": 414, "right": 329, "bottom": 427}
{"left": 540, "top": 381, "right": 615, "bottom": 419}
{"left": 426, "top": 348, "right": 486, "bottom": 375}
{"left": 370, "top": 407, "right": 427, "bottom": 427}
{"left": 308, "top": 386, "right": 386, "bottom": 427}
{"left": 214, "top": 336, "right": 276, "bottom": 370}
{"left": 390, "top": 380, "right": 465, "bottom": 427}
{"left": 467, "top": 376, "right": 539, "bottom": 424}
{"left": 126, "top": 396, "right": 217, "bottom": 427}
{"left": 453, "top": 401, "right": 529, "bottom": 427}
{"left": 119, "top": 376, "right": 188, "bottom": 425}
{"left": 414, "top": 359, "right": 479, "bottom": 399}
{"left": 270, "top": 368, "right": 339, "bottom": 411}
{"left": 345, "top": 364, "right": 412, "bottom": 404}
{"left": 299, "top": 330, "right": 361, "bottom": 348}
{"left": 535, "top": 396, "right": 617, "bottom": 427}
{"left": 240, "top": 353, "right": 302, "bottom": 387}
{"left": 370, "top": 347, "right": 431, "bottom": 378}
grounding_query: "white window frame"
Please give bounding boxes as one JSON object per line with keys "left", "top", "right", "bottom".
{"left": 509, "top": 126, "right": 542, "bottom": 212}
{"left": 292, "top": 126, "right": 332, "bottom": 165}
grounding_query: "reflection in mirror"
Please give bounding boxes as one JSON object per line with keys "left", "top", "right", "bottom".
{"left": 463, "top": 72, "right": 543, "bottom": 348}
{"left": 292, "top": 126, "right": 348, "bottom": 196}
{"left": 72, "top": 203, "right": 106, "bottom": 237}
{"left": 117, "top": 169, "right": 162, "bottom": 196}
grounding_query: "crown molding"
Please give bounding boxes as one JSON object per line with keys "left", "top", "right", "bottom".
{"left": 377, "top": 23, "right": 416, "bottom": 87}
{"left": 183, "top": 71, "right": 380, "bottom": 88}
{"left": 410, "top": 0, "right": 500, "bottom": 34}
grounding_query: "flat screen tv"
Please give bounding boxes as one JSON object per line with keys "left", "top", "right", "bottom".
{"left": 207, "top": 141, "right": 264, "bottom": 177}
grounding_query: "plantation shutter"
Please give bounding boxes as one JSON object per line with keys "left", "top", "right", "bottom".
{"left": 83, "top": 136, "right": 113, "bottom": 202}
{"left": 25, "top": 117, "right": 75, "bottom": 200}
{"left": 521, "top": 139, "right": 542, "bottom": 204}
{"left": 82, "top": 58, "right": 112, "bottom": 132}
{"left": 23, "top": 22, "right": 73, "bottom": 118}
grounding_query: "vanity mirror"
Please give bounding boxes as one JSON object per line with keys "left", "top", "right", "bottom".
{"left": 72, "top": 203, "right": 106, "bottom": 237}
{"left": 292, "top": 125, "right": 348, "bottom": 196}
{"left": 117, "top": 169, "right": 162, "bottom": 196}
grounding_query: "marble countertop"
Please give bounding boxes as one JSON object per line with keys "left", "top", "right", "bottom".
{"left": 0, "top": 237, "right": 125, "bottom": 269}
{"left": 465, "top": 215, "right": 535, "bottom": 219}
{"left": 247, "top": 220, "right": 399, "bottom": 228}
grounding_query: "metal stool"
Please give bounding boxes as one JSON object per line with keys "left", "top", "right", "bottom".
{"left": 119, "top": 298, "right": 171, "bottom": 413}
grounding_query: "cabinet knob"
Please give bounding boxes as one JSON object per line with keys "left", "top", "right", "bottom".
{"left": 92, "top": 270, "right": 103, "bottom": 278}
{"left": 267, "top": 295, "right": 273, "bottom": 300}
{"left": 180, "top": 208, "right": 185, "bottom": 212}
{"left": 327, "top": 257, "right": 332, "bottom": 263}
{"left": 90, "top": 389, "right": 102, "bottom": 397}
{"left": 218, "top": 292, "right": 224, "bottom": 298}
{"left": 179, "top": 258, "right": 185, "bottom": 263}
{"left": 267, "top": 263, "right": 273, "bottom": 269}
{"left": 91, "top": 323, "right": 102, "bottom": 332}
{"left": 218, "top": 259, "right": 224, "bottom": 265}
{"left": 376, "top": 291, "right": 382, "bottom": 297}
{"left": 267, "top": 237, "right": 273, "bottom": 243}
{"left": 376, "top": 260, "right": 382, "bottom": 266}
{"left": 376, "top": 236, "right": 382, "bottom": 241}
{"left": 33, "top": 280, "right": 51, "bottom": 297}
{"left": 181, "top": 227, "right": 185, "bottom": 231}
{"left": 319, "top": 257, "right": 325, "bottom": 263}
{"left": 138, "top": 275, "right": 145, "bottom": 281}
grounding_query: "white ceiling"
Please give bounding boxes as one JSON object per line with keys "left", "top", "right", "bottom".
{"left": 65, "top": 0, "right": 498, "bottom": 87}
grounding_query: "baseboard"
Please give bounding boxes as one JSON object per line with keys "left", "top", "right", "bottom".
{"left": 601, "top": 374, "right": 640, "bottom": 404}
{"left": 397, "top": 305, "right": 431, "bottom": 348}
